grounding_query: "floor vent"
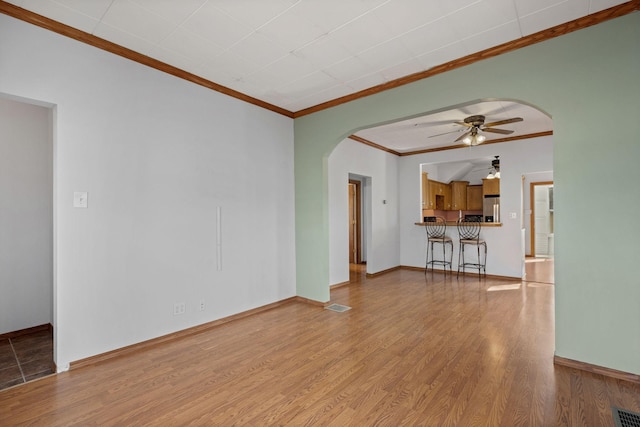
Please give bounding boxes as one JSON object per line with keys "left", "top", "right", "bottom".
{"left": 613, "top": 406, "right": 640, "bottom": 427}
{"left": 325, "top": 304, "right": 351, "bottom": 313}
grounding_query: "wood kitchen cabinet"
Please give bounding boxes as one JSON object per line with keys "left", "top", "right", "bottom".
{"left": 482, "top": 178, "right": 500, "bottom": 197}
{"left": 450, "top": 181, "right": 468, "bottom": 210}
{"left": 466, "top": 185, "right": 483, "bottom": 210}
{"left": 421, "top": 172, "right": 430, "bottom": 210}
{"left": 429, "top": 180, "right": 451, "bottom": 210}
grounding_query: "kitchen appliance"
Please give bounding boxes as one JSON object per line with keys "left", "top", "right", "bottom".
{"left": 483, "top": 195, "right": 500, "bottom": 223}
{"left": 464, "top": 214, "right": 483, "bottom": 222}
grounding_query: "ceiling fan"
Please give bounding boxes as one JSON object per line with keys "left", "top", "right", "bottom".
{"left": 428, "top": 115, "right": 523, "bottom": 145}
{"left": 471, "top": 156, "right": 501, "bottom": 178}
{"left": 454, "top": 115, "right": 523, "bottom": 145}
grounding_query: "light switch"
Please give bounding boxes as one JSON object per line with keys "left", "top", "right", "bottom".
{"left": 74, "top": 192, "right": 88, "bottom": 208}
{"left": 509, "top": 212, "right": 517, "bottom": 219}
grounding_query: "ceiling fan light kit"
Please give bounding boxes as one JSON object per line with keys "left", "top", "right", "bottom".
{"left": 453, "top": 115, "right": 523, "bottom": 146}
{"left": 487, "top": 156, "right": 501, "bottom": 179}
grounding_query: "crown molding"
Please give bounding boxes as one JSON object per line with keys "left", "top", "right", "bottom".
{"left": 1, "top": 1, "right": 637, "bottom": 119}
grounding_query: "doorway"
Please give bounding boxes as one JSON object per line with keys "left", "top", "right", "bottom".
{"left": 530, "top": 182, "right": 554, "bottom": 258}
{"left": 348, "top": 179, "right": 362, "bottom": 264}
{"left": 0, "top": 95, "right": 54, "bottom": 390}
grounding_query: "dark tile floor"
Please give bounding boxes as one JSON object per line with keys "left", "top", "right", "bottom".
{"left": 0, "top": 329, "right": 54, "bottom": 391}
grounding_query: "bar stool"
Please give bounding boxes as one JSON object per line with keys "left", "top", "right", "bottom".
{"left": 424, "top": 216, "right": 453, "bottom": 275}
{"left": 457, "top": 219, "right": 487, "bottom": 278}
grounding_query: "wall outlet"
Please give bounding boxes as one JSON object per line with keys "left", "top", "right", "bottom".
{"left": 199, "top": 300, "right": 205, "bottom": 311}
{"left": 173, "top": 302, "right": 186, "bottom": 315}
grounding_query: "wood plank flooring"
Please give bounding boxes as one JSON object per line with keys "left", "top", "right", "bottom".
{"left": 1, "top": 266, "right": 639, "bottom": 426}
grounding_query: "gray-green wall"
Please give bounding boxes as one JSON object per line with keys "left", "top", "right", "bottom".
{"left": 294, "top": 13, "right": 640, "bottom": 374}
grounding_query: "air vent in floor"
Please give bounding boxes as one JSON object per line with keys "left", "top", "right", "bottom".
{"left": 613, "top": 406, "right": 640, "bottom": 427}
{"left": 325, "top": 303, "right": 351, "bottom": 313}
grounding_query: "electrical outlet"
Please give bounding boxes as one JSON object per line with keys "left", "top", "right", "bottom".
{"left": 199, "top": 300, "right": 205, "bottom": 311}
{"left": 173, "top": 302, "right": 186, "bottom": 315}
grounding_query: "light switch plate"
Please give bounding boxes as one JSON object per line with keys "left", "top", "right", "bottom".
{"left": 73, "top": 192, "right": 88, "bottom": 208}
{"left": 509, "top": 212, "right": 517, "bottom": 219}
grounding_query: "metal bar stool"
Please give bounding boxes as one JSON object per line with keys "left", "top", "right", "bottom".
{"left": 424, "top": 216, "right": 453, "bottom": 275}
{"left": 456, "top": 219, "right": 487, "bottom": 278}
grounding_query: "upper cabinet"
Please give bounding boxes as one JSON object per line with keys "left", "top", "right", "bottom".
{"left": 450, "top": 181, "right": 468, "bottom": 210}
{"left": 482, "top": 178, "right": 500, "bottom": 196}
{"left": 429, "top": 180, "right": 451, "bottom": 210}
{"left": 421, "top": 172, "right": 430, "bottom": 209}
{"left": 466, "top": 185, "right": 483, "bottom": 210}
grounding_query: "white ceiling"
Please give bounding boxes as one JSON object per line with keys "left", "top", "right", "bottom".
{"left": 4, "top": 0, "right": 630, "bottom": 114}
{"left": 355, "top": 99, "right": 553, "bottom": 153}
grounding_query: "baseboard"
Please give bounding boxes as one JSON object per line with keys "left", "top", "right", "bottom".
{"left": 366, "top": 266, "right": 401, "bottom": 278}
{"left": 330, "top": 280, "right": 350, "bottom": 290}
{"left": 554, "top": 355, "right": 640, "bottom": 384}
{"left": 0, "top": 323, "right": 52, "bottom": 339}
{"left": 294, "top": 295, "right": 329, "bottom": 307}
{"left": 70, "top": 297, "right": 298, "bottom": 370}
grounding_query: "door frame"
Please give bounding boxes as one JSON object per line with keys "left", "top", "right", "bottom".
{"left": 529, "top": 181, "right": 554, "bottom": 256}
{"left": 348, "top": 179, "right": 362, "bottom": 264}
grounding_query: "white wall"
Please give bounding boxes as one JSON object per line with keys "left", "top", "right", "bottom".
{"left": 400, "top": 136, "right": 553, "bottom": 277}
{"left": 328, "top": 138, "right": 399, "bottom": 285}
{"left": 0, "top": 15, "right": 295, "bottom": 370}
{"left": 0, "top": 97, "right": 53, "bottom": 335}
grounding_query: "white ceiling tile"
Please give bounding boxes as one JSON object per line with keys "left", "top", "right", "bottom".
{"left": 51, "top": 0, "right": 113, "bottom": 20}
{"left": 18, "top": 0, "right": 102, "bottom": 33}
{"left": 358, "top": 39, "right": 415, "bottom": 72}
{"left": 513, "top": 0, "right": 571, "bottom": 17}
{"left": 150, "top": 47, "right": 200, "bottom": 73}
{"left": 289, "top": 0, "right": 384, "bottom": 33}
{"left": 257, "top": 9, "right": 327, "bottom": 52}
{"left": 101, "top": 0, "right": 176, "bottom": 44}
{"left": 181, "top": 2, "right": 254, "bottom": 50}
{"left": 293, "top": 35, "right": 353, "bottom": 69}
{"left": 518, "top": 0, "right": 589, "bottom": 35}
{"left": 209, "top": 0, "right": 298, "bottom": 29}
{"left": 379, "top": 58, "right": 425, "bottom": 81}
{"left": 130, "top": 0, "right": 208, "bottom": 26}
{"left": 93, "top": 22, "right": 158, "bottom": 58}
{"left": 227, "top": 32, "right": 290, "bottom": 69}
{"left": 346, "top": 72, "right": 388, "bottom": 92}
{"left": 399, "top": 17, "right": 461, "bottom": 56}
{"left": 372, "top": 0, "right": 449, "bottom": 36}
{"left": 416, "top": 41, "right": 470, "bottom": 69}
{"left": 160, "top": 28, "right": 225, "bottom": 66}
{"left": 324, "top": 57, "right": 372, "bottom": 82}
{"left": 446, "top": 0, "right": 518, "bottom": 39}
{"left": 261, "top": 54, "right": 319, "bottom": 86}
{"left": 436, "top": 0, "right": 484, "bottom": 15}
{"left": 328, "top": 12, "right": 395, "bottom": 55}
{"left": 199, "top": 51, "right": 261, "bottom": 80}
{"left": 275, "top": 71, "right": 340, "bottom": 99}
{"left": 461, "top": 20, "right": 521, "bottom": 53}
{"left": 285, "top": 83, "right": 356, "bottom": 111}
{"left": 588, "top": 0, "right": 629, "bottom": 13}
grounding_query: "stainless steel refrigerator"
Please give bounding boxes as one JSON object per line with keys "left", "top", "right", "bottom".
{"left": 483, "top": 195, "right": 500, "bottom": 222}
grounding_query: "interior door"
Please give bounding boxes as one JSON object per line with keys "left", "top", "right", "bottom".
{"left": 348, "top": 180, "right": 361, "bottom": 264}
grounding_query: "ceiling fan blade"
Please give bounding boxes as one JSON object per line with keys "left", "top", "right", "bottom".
{"left": 454, "top": 131, "right": 471, "bottom": 142}
{"left": 428, "top": 129, "right": 463, "bottom": 138}
{"left": 482, "top": 128, "right": 514, "bottom": 135}
{"left": 454, "top": 121, "right": 473, "bottom": 128}
{"left": 483, "top": 117, "right": 523, "bottom": 127}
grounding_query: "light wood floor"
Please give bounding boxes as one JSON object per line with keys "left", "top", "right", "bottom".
{"left": 1, "top": 266, "right": 639, "bottom": 426}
